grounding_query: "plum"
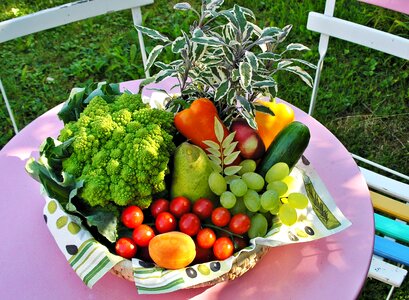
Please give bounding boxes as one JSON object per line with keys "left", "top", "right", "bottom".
{"left": 230, "top": 119, "right": 265, "bottom": 160}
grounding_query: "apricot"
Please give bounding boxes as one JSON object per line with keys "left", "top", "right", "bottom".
{"left": 148, "top": 231, "right": 196, "bottom": 269}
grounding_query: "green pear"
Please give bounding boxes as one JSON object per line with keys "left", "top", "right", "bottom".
{"left": 170, "top": 142, "right": 217, "bottom": 203}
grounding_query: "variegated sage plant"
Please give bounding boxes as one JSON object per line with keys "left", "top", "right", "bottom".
{"left": 136, "top": 0, "right": 315, "bottom": 128}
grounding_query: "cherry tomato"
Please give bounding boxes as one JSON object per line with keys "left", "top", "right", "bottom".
{"left": 196, "top": 228, "right": 216, "bottom": 249}
{"left": 150, "top": 198, "right": 170, "bottom": 218}
{"left": 192, "top": 198, "right": 214, "bottom": 220}
{"left": 115, "top": 237, "right": 137, "bottom": 259}
{"left": 213, "top": 237, "right": 234, "bottom": 260}
{"left": 179, "top": 213, "right": 201, "bottom": 236}
{"left": 121, "top": 206, "right": 144, "bottom": 229}
{"left": 169, "top": 196, "right": 191, "bottom": 218}
{"left": 228, "top": 213, "right": 251, "bottom": 235}
{"left": 132, "top": 224, "right": 155, "bottom": 247}
{"left": 194, "top": 241, "right": 214, "bottom": 264}
{"left": 211, "top": 207, "right": 231, "bottom": 227}
{"left": 155, "top": 212, "right": 177, "bottom": 233}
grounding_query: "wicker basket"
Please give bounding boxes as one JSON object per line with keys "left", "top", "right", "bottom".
{"left": 110, "top": 244, "right": 270, "bottom": 288}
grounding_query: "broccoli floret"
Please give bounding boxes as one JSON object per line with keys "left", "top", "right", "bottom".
{"left": 58, "top": 93, "right": 175, "bottom": 209}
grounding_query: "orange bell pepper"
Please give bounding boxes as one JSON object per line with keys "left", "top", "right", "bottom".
{"left": 255, "top": 99, "right": 295, "bottom": 149}
{"left": 174, "top": 98, "right": 230, "bottom": 150}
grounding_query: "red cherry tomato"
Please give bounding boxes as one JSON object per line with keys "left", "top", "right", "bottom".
{"left": 115, "top": 237, "right": 137, "bottom": 259}
{"left": 211, "top": 207, "right": 231, "bottom": 227}
{"left": 228, "top": 213, "right": 251, "bottom": 235}
{"left": 179, "top": 213, "right": 201, "bottom": 236}
{"left": 196, "top": 228, "right": 216, "bottom": 249}
{"left": 121, "top": 206, "right": 144, "bottom": 229}
{"left": 192, "top": 198, "right": 214, "bottom": 220}
{"left": 155, "top": 212, "right": 177, "bottom": 233}
{"left": 150, "top": 198, "right": 170, "bottom": 218}
{"left": 213, "top": 237, "right": 234, "bottom": 260}
{"left": 132, "top": 224, "right": 156, "bottom": 247}
{"left": 169, "top": 196, "right": 191, "bottom": 218}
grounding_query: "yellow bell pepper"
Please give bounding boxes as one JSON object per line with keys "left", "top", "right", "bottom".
{"left": 255, "top": 99, "right": 295, "bottom": 149}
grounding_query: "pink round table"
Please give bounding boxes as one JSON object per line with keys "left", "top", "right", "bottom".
{"left": 0, "top": 78, "right": 374, "bottom": 299}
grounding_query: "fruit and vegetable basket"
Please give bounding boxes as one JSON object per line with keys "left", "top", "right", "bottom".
{"left": 25, "top": 1, "right": 351, "bottom": 294}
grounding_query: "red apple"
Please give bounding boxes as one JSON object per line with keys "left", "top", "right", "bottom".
{"left": 230, "top": 119, "right": 265, "bottom": 159}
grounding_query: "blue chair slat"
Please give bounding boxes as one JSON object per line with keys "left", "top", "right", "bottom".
{"left": 374, "top": 213, "right": 409, "bottom": 244}
{"left": 374, "top": 235, "right": 409, "bottom": 266}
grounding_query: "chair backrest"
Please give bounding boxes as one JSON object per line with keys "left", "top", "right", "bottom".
{"left": 0, "top": 0, "right": 154, "bottom": 134}
{"left": 306, "top": 0, "right": 409, "bottom": 182}
{"left": 306, "top": 1, "right": 409, "bottom": 298}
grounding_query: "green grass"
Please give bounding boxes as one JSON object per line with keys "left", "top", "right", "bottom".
{"left": 0, "top": 1, "right": 408, "bottom": 298}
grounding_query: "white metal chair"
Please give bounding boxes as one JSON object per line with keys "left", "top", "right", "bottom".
{"left": 0, "top": 0, "right": 153, "bottom": 134}
{"left": 306, "top": 0, "right": 409, "bottom": 299}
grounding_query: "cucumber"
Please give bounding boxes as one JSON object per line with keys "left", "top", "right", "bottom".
{"left": 257, "top": 121, "right": 310, "bottom": 177}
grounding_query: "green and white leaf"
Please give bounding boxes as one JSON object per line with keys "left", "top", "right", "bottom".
{"left": 231, "top": 69, "right": 240, "bottom": 82}
{"left": 245, "top": 51, "right": 258, "bottom": 71}
{"left": 191, "top": 36, "right": 225, "bottom": 46}
{"left": 135, "top": 25, "right": 170, "bottom": 43}
{"left": 171, "top": 36, "right": 186, "bottom": 53}
{"left": 239, "top": 61, "right": 252, "bottom": 89}
{"left": 278, "top": 60, "right": 293, "bottom": 69}
{"left": 214, "top": 117, "right": 225, "bottom": 143}
{"left": 173, "top": 2, "right": 192, "bottom": 11}
{"left": 145, "top": 45, "right": 165, "bottom": 71}
{"left": 253, "top": 79, "right": 277, "bottom": 88}
{"left": 224, "top": 165, "right": 242, "bottom": 176}
{"left": 215, "top": 80, "right": 231, "bottom": 102}
{"left": 220, "top": 10, "right": 239, "bottom": 29}
{"left": 257, "top": 52, "right": 282, "bottom": 61}
{"left": 283, "top": 66, "right": 314, "bottom": 87}
{"left": 285, "top": 43, "right": 310, "bottom": 51}
{"left": 260, "top": 27, "right": 282, "bottom": 38}
{"left": 287, "top": 58, "right": 317, "bottom": 69}
{"left": 224, "top": 151, "right": 241, "bottom": 165}
{"left": 154, "top": 68, "right": 177, "bottom": 83}
{"left": 233, "top": 5, "right": 247, "bottom": 33}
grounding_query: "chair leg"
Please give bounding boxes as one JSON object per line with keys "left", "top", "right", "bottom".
{"left": 131, "top": 7, "right": 150, "bottom": 78}
{"left": 0, "top": 78, "right": 19, "bottom": 134}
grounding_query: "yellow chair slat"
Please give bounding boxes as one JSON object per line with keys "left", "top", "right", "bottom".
{"left": 371, "top": 191, "right": 409, "bottom": 223}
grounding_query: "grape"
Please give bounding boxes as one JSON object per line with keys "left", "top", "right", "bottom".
{"left": 208, "top": 171, "right": 227, "bottom": 195}
{"left": 260, "top": 190, "right": 279, "bottom": 211}
{"left": 265, "top": 162, "right": 290, "bottom": 183}
{"left": 248, "top": 213, "right": 268, "bottom": 239}
{"left": 266, "top": 181, "right": 288, "bottom": 196}
{"left": 229, "top": 197, "right": 247, "bottom": 215}
{"left": 220, "top": 191, "right": 237, "bottom": 209}
{"left": 224, "top": 175, "right": 240, "bottom": 184}
{"left": 238, "top": 159, "right": 257, "bottom": 175}
{"left": 242, "top": 172, "right": 265, "bottom": 191}
{"left": 288, "top": 193, "right": 309, "bottom": 209}
{"left": 229, "top": 178, "right": 248, "bottom": 197}
{"left": 278, "top": 204, "right": 297, "bottom": 226}
{"left": 282, "top": 176, "right": 295, "bottom": 189}
{"left": 269, "top": 202, "right": 281, "bottom": 215}
{"left": 243, "top": 189, "right": 261, "bottom": 212}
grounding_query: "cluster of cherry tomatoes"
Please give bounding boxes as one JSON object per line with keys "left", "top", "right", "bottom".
{"left": 115, "top": 196, "right": 252, "bottom": 262}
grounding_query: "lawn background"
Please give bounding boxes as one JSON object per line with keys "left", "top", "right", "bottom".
{"left": 0, "top": 0, "right": 408, "bottom": 298}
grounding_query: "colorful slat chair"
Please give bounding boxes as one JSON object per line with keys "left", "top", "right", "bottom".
{"left": 0, "top": 0, "right": 154, "bottom": 134}
{"left": 306, "top": 0, "right": 409, "bottom": 299}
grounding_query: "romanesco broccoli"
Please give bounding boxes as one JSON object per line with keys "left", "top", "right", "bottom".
{"left": 59, "top": 93, "right": 175, "bottom": 209}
